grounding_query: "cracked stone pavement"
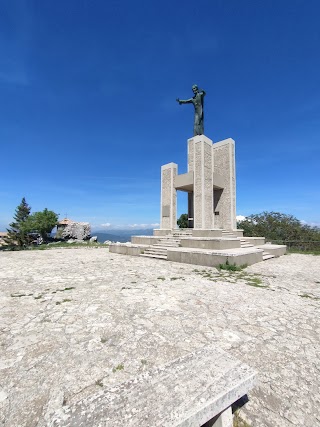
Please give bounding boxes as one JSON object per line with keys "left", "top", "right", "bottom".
{"left": 0, "top": 248, "right": 319, "bottom": 426}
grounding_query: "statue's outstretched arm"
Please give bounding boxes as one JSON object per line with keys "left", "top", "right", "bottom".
{"left": 176, "top": 98, "right": 193, "bottom": 105}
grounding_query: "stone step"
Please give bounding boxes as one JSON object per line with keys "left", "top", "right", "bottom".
{"left": 154, "top": 243, "right": 180, "bottom": 248}
{"left": 173, "top": 233, "right": 192, "bottom": 236}
{"left": 157, "top": 239, "right": 180, "bottom": 242}
{"left": 240, "top": 243, "right": 254, "bottom": 248}
{"left": 222, "top": 230, "right": 237, "bottom": 238}
{"left": 140, "top": 253, "right": 167, "bottom": 260}
{"left": 172, "top": 232, "right": 192, "bottom": 236}
{"left": 262, "top": 252, "right": 275, "bottom": 260}
{"left": 144, "top": 248, "right": 168, "bottom": 254}
{"left": 157, "top": 244, "right": 180, "bottom": 247}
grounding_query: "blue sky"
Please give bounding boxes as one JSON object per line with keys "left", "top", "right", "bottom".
{"left": 1, "top": 0, "right": 319, "bottom": 231}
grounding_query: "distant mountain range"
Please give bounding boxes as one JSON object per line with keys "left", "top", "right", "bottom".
{"left": 92, "top": 229, "right": 154, "bottom": 243}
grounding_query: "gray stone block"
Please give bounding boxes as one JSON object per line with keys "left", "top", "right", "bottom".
{"left": 180, "top": 238, "right": 241, "bottom": 250}
{"left": 51, "top": 345, "right": 256, "bottom": 427}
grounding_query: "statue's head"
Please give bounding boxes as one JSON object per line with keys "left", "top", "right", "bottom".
{"left": 192, "top": 84, "right": 198, "bottom": 94}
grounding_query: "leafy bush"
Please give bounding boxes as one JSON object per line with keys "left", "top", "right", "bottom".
{"left": 237, "top": 211, "right": 320, "bottom": 251}
{"left": 177, "top": 213, "right": 188, "bottom": 228}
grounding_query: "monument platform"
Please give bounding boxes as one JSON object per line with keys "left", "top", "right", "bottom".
{"left": 109, "top": 229, "right": 286, "bottom": 267}
{"left": 110, "top": 133, "right": 286, "bottom": 266}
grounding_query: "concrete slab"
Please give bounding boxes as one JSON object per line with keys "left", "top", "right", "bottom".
{"left": 256, "top": 244, "right": 287, "bottom": 257}
{"left": 180, "top": 237, "right": 241, "bottom": 250}
{"left": 51, "top": 345, "right": 256, "bottom": 427}
{"left": 167, "top": 247, "right": 263, "bottom": 266}
{"left": 110, "top": 243, "right": 149, "bottom": 256}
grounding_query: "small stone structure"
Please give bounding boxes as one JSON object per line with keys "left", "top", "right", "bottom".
{"left": 110, "top": 134, "right": 286, "bottom": 267}
{"left": 51, "top": 344, "right": 256, "bottom": 427}
{"left": 56, "top": 218, "right": 91, "bottom": 241}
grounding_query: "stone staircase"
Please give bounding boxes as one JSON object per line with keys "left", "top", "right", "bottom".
{"left": 221, "top": 230, "right": 236, "bottom": 238}
{"left": 261, "top": 252, "right": 275, "bottom": 261}
{"left": 140, "top": 233, "right": 181, "bottom": 260}
{"left": 140, "top": 229, "right": 275, "bottom": 262}
{"left": 222, "top": 230, "right": 275, "bottom": 261}
{"left": 240, "top": 239, "right": 254, "bottom": 248}
{"left": 140, "top": 246, "right": 168, "bottom": 260}
{"left": 172, "top": 229, "right": 193, "bottom": 237}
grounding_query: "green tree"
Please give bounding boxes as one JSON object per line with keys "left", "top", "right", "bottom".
{"left": 177, "top": 213, "right": 188, "bottom": 228}
{"left": 25, "top": 208, "right": 59, "bottom": 241}
{"left": 237, "top": 211, "right": 320, "bottom": 249}
{"left": 5, "top": 197, "right": 31, "bottom": 247}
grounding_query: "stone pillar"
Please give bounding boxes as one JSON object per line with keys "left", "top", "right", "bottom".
{"left": 212, "top": 138, "right": 236, "bottom": 230}
{"left": 160, "top": 163, "right": 177, "bottom": 229}
{"left": 188, "top": 135, "right": 214, "bottom": 229}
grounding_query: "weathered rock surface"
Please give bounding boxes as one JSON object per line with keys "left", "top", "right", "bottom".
{"left": 0, "top": 250, "right": 319, "bottom": 427}
{"left": 60, "top": 222, "right": 90, "bottom": 240}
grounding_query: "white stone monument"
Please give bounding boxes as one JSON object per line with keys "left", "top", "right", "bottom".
{"left": 111, "top": 129, "right": 286, "bottom": 264}
{"left": 161, "top": 134, "right": 236, "bottom": 232}
{"left": 110, "top": 93, "right": 286, "bottom": 266}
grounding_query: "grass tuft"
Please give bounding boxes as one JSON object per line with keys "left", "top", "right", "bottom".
{"left": 112, "top": 363, "right": 124, "bottom": 373}
{"left": 300, "top": 293, "right": 320, "bottom": 300}
{"left": 218, "top": 262, "right": 247, "bottom": 272}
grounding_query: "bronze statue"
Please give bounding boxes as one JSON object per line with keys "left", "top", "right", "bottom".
{"left": 176, "top": 85, "right": 206, "bottom": 136}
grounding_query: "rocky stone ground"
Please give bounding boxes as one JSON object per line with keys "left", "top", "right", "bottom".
{"left": 0, "top": 248, "right": 319, "bottom": 427}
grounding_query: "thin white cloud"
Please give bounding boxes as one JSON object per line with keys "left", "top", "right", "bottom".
{"left": 100, "top": 223, "right": 111, "bottom": 227}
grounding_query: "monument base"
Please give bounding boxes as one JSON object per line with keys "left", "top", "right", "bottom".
{"left": 110, "top": 228, "right": 286, "bottom": 267}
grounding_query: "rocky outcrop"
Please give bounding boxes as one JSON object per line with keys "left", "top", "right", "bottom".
{"left": 61, "top": 222, "right": 91, "bottom": 241}
{"left": 0, "top": 232, "right": 8, "bottom": 247}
